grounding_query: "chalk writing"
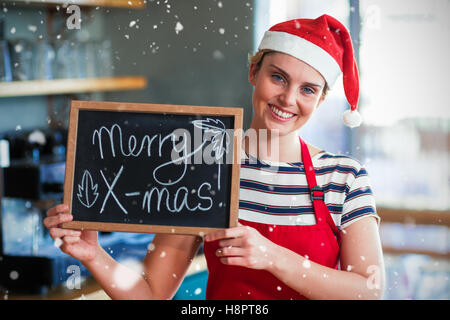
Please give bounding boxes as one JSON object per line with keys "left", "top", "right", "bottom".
{"left": 86, "top": 118, "right": 229, "bottom": 216}
{"left": 77, "top": 170, "right": 99, "bottom": 208}
{"left": 100, "top": 165, "right": 128, "bottom": 215}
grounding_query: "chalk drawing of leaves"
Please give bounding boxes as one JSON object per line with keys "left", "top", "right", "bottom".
{"left": 77, "top": 170, "right": 99, "bottom": 208}
{"left": 191, "top": 118, "right": 230, "bottom": 191}
{"left": 191, "top": 118, "right": 230, "bottom": 160}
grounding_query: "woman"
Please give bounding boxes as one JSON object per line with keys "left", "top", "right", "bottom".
{"left": 44, "top": 14, "right": 385, "bottom": 300}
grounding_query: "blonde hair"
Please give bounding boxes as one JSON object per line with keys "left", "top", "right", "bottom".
{"left": 248, "top": 49, "right": 330, "bottom": 98}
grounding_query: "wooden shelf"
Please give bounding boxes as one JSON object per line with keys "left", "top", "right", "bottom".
{"left": 0, "top": 76, "right": 147, "bottom": 97}
{"left": 2, "top": 0, "right": 146, "bottom": 9}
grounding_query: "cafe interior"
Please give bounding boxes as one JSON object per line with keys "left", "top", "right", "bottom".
{"left": 0, "top": 0, "right": 448, "bottom": 300}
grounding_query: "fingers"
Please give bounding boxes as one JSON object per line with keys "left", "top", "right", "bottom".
{"left": 215, "top": 245, "right": 247, "bottom": 267}
{"left": 44, "top": 204, "right": 80, "bottom": 244}
{"left": 62, "top": 236, "right": 81, "bottom": 244}
{"left": 218, "top": 238, "right": 243, "bottom": 248}
{"left": 49, "top": 227, "right": 81, "bottom": 239}
{"left": 43, "top": 213, "right": 73, "bottom": 228}
{"left": 47, "top": 204, "right": 69, "bottom": 217}
{"left": 215, "top": 246, "right": 245, "bottom": 258}
{"left": 205, "top": 226, "right": 251, "bottom": 242}
{"left": 219, "top": 256, "right": 247, "bottom": 266}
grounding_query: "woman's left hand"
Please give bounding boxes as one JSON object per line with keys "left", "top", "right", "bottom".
{"left": 204, "top": 223, "right": 277, "bottom": 271}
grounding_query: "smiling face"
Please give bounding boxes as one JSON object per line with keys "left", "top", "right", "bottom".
{"left": 249, "top": 52, "right": 327, "bottom": 137}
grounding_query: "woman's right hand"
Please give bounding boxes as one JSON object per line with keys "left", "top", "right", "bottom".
{"left": 44, "top": 204, "right": 99, "bottom": 263}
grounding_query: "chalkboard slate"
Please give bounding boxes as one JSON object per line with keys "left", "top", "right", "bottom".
{"left": 62, "top": 100, "right": 243, "bottom": 235}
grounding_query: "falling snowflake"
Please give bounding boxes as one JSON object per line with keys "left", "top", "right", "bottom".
{"left": 194, "top": 288, "right": 202, "bottom": 295}
{"left": 129, "top": 20, "right": 136, "bottom": 28}
{"left": 218, "top": 28, "right": 225, "bottom": 35}
{"left": 175, "top": 21, "right": 184, "bottom": 34}
{"left": 302, "top": 259, "right": 311, "bottom": 269}
{"left": 54, "top": 237, "right": 63, "bottom": 248}
{"left": 9, "top": 270, "right": 19, "bottom": 280}
{"left": 13, "top": 43, "right": 23, "bottom": 53}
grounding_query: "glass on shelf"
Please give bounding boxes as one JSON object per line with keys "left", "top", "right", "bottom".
{"left": 54, "top": 40, "right": 80, "bottom": 79}
{"left": 54, "top": 39, "right": 113, "bottom": 79}
{"left": 2, "top": 37, "right": 114, "bottom": 82}
{"left": 0, "top": 39, "right": 12, "bottom": 82}
{"left": 31, "top": 40, "right": 55, "bottom": 80}
{"left": 95, "top": 40, "right": 113, "bottom": 78}
{"left": 10, "top": 39, "right": 33, "bottom": 81}
{"left": 1, "top": 198, "right": 44, "bottom": 256}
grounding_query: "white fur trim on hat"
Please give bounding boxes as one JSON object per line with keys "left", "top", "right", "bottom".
{"left": 342, "top": 109, "right": 362, "bottom": 128}
{"left": 258, "top": 30, "right": 342, "bottom": 88}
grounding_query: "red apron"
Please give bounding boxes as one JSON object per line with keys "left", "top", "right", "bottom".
{"left": 203, "top": 138, "right": 341, "bottom": 300}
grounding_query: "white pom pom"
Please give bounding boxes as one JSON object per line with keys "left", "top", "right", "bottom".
{"left": 343, "top": 109, "right": 362, "bottom": 128}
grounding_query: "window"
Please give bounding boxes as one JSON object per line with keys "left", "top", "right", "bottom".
{"left": 254, "top": 0, "right": 449, "bottom": 211}
{"left": 358, "top": 0, "right": 449, "bottom": 210}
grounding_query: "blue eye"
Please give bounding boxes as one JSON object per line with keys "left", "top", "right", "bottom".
{"left": 271, "top": 74, "right": 285, "bottom": 83}
{"left": 302, "top": 87, "right": 315, "bottom": 95}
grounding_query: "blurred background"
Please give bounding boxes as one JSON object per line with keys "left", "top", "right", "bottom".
{"left": 0, "top": 0, "right": 448, "bottom": 300}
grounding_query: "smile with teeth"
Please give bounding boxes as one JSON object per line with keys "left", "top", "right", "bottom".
{"left": 269, "top": 104, "right": 296, "bottom": 120}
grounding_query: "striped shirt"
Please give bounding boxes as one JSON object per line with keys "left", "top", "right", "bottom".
{"left": 238, "top": 150, "right": 379, "bottom": 229}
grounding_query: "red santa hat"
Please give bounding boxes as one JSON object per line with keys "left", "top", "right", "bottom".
{"left": 257, "top": 14, "right": 362, "bottom": 127}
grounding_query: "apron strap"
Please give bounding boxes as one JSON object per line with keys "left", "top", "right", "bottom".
{"left": 299, "top": 138, "right": 340, "bottom": 243}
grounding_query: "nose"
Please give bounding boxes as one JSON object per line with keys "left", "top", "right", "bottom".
{"left": 279, "top": 86, "right": 297, "bottom": 107}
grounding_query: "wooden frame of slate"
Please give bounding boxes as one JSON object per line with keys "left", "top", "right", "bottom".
{"left": 62, "top": 100, "right": 243, "bottom": 236}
